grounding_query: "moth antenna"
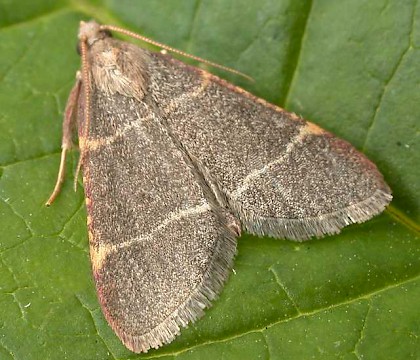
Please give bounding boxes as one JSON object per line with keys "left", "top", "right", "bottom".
{"left": 100, "top": 24, "right": 254, "bottom": 82}
{"left": 74, "top": 36, "right": 92, "bottom": 192}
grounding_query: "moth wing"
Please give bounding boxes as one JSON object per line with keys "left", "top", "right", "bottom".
{"left": 82, "top": 88, "right": 237, "bottom": 352}
{"left": 148, "top": 53, "right": 392, "bottom": 240}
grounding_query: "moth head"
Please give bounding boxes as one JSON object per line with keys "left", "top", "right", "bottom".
{"left": 78, "top": 20, "right": 112, "bottom": 50}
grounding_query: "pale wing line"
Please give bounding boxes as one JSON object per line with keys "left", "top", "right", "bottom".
{"left": 89, "top": 72, "right": 212, "bottom": 271}
{"left": 85, "top": 71, "right": 211, "bottom": 151}
{"left": 92, "top": 203, "right": 211, "bottom": 271}
{"left": 230, "top": 122, "right": 324, "bottom": 199}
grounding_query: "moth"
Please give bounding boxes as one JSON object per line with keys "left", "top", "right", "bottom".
{"left": 47, "top": 20, "right": 392, "bottom": 353}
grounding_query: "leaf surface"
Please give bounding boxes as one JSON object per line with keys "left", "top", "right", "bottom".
{"left": 0, "top": 1, "right": 418, "bottom": 359}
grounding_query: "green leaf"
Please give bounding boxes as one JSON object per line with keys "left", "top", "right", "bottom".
{"left": 0, "top": 0, "right": 419, "bottom": 359}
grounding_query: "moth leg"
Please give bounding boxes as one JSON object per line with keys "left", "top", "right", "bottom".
{"left": 73, "top": 132, "right": 85, "bottom": 192}
{"left": 45, "top": 73, "right": 82, "bottom": 205}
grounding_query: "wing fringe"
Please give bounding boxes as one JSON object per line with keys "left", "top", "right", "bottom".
{"left": 110, "top": 218, "right": 237, "bottom": 353}
{"left": 235, "top": 189, "right": 392, "bottom": 241}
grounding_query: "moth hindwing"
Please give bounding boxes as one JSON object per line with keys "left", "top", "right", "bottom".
{"left": 48, "top": 20, "right": 392, "bottom": 353}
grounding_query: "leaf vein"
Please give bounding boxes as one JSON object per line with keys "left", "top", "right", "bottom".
{"left": 261, "top": 332, "right": 272, "bottom": 360}
{"left": 0, "top": 198, "right": 34, "bottom": 239}
{"left": 74, "top": 294, "right": 117, "bottom": 360}
{"left": 56, "top": 199, "right": 87, "bottom": 252}
{"left": 0, "top": 151, "right": 61, "bottom": 168}
{"left": 268, "top": 266, "right": 302, "bottom": 314}
{"left": 0, "top": 340, "right": 15, "bottom": 360}
{"left": 0, "top": 27, "right": 42, "bottom": 84}
{"left": 282, "top": 0, "right": 314, "bottom": 107}
{"left": 352, "top": 299, "right": 372, "bottom": 359}
{"left": 362, "top": 0, "right": 417, "bottom": 152}
{"left": 0, "top": 8, "right": 71, "bottom": 32}
{"left": 185, "top": 0, "right": 202, "bottom": 53}
{"left": 145, "top": 273, "right": 420, "bottom": 359}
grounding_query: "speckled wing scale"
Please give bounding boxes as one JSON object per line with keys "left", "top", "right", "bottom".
{"left": 49, "top": 21, "right": 392, "bottom": 353}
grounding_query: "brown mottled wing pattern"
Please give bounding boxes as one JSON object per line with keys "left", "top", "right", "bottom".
{"left": 75, "top": 21, "right": 391, "bottom": 353}
{"left": 145, "top": 52, "right": 392, "bottom": 240}
{"left": 79, "top": 38, "right": 236, "bottom": 353}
